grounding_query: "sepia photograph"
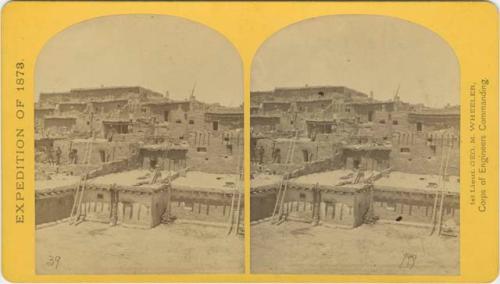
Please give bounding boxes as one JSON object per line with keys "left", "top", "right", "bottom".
{"left": 250, "top": 15, "right": 460, "bottom": 274}
{"left": 34, "top": 14, "right": 244, "bottom": 274}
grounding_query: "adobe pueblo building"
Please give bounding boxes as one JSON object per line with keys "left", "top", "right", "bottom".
{"left": 35, "top": 86, "right": 243, "bottom": 234}
{"left": 250, "top": 86, "right": 460, "bottom": 235}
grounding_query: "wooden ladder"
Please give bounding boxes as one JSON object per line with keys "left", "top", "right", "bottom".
{"left": 227, "top": 133, "right": 243, "bottom": 236}
{"left": 430, "top": 138, "right": 453, "bottom": 235}
{"left": 271, "top": 131, "right": 298, "bottom": 223}
{"left": 69, "top": 139, "right": 93, "bottom": 225}
{"left": 227, "top": 189, "right": 243, "bottom": 235}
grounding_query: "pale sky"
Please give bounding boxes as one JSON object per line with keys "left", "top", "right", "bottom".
{"left": 252, "top": 15, "right": 459, "bottom": 108}
{"left": 36, "top": 15, "right": 243, "bottom": 106}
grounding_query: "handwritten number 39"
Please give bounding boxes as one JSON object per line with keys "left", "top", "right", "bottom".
{"left": 47, "top": 255, "right": 61, "bottom": 269}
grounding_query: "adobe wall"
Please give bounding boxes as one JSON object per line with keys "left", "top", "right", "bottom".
{"left": 140, "top": 149, "right": 187, "bottom": 171}
{"left": 52, "top": 139, "right": 140, "bottom": 165}
{"left": 254, "top": 138, "right": 342, "bottom": 166}
{"left": 204, "top": 113, "right": 244, "bottom": 131}
{"left": 250, "top": 86, "right": 365, "bottom": 105}
{"left": 147, "top": 102, "right": 192, "bottom": 123}
{"left": 35, "top": 164, "right": 100, "bottom": 179}
{"left": 408, "top": 113, "right": 460, "bottom": 130}
{"left": 296, "top": 99, "right": 332, "bottom": 112}
{"left": 262, "top": 102, "right": 291, "bottom": 112}
{"left": 58, "top": 103, "right": 88, "bottom": 114}
{"left": 389, "top": 132, "right": 459, "bottom": 176}
{"left": 186, "top": 130, "right": 243, "bottom": 174}
{"left": 373, "top": 190, "right": 459, "bottom": 225}
{"left": 342, "top": 149, "right": 391, "bottom": 171}
{"left": 35, "top": 190, "right": 74, "bottom": 225}
{"left": 79, "top": 186, "right": 168, "bottom": 229}
{"left": 39, "top": 87, "right": 162, "bottom": 105}
{"left": 250, "top": 184, "right": 370, "bottom": 228}
{"left": 288, "top": 154, "right": 343, "bottom": 178}
{"left": 170, "top": 191, "right": 242, "bottom": 224}
{"left": 44, "top": 118, "right": 76, "bottom": 132}
{"left": 250, "top": 190, "right": 277, "bottom": 221}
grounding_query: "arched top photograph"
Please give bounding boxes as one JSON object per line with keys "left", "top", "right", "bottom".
{"left": 250, "top": 14, "right": 461, "bottom": 275}
{"left": 34, "top": 14, "right": 244, "bottom": 275}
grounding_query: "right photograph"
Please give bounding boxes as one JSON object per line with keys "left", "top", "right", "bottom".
{"left": 250, "top": 15, "right": 460, "bottom": 275}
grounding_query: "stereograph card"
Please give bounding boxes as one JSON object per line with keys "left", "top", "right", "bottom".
{"left": 1, "top": 1, "right": 498, "bottom": 283}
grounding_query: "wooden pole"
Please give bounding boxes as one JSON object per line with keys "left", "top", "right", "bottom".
{"left": 437, "top": 142, "right": 453, "bottom": 235}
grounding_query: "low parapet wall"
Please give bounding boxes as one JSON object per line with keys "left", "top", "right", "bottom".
{"left": 36, "top": 168, "right": 242, "bottom": 228}
{"left": 288, "top": 153, "right": 343, "bottom": 179}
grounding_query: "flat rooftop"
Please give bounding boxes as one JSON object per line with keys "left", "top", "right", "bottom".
{"left": 274, "top": 137, "right": 312, "bottom": 143}
{"left": 171, "top": 171, "right": 240, "bottom": 193}
{"left": 251, "top": 174, "right": 282, "bottom": 189}
{"left": 289, "top": 169, "right": 377, "bottom": 190}
{"left": 374, "top": 171, "right": 460, "bottom": 194}
{"left": 36, "top": 175, "right": 81, "bottom": 192}
{"left": 88, "top": 169, "right": 174, "bottom": 189}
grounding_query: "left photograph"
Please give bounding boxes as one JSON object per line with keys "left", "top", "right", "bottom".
{"left": 34, "top": 15, "right": 244, "bottom": 274}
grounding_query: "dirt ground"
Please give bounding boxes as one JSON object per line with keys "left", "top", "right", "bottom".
{"left": 251, "top": 221, "right": 459, "bottom": 274}
{"left": 36, "top": 222, "right": 243, "bottom": 274}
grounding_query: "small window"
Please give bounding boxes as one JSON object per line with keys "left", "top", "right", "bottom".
{"left": 430, "top": 145, "right": 437, "bottom": 154}
{"left": 197, "top": 147, "right": 207, "bottom": 152}
{"left": 379, "top": 120, "right": 386, "bottom": 124}
{"left": 99, "top": 150, "right": 106, "bottom": 162}
{"left": 86, "top": 121, "right": 90, "bottom": 125}
{"left": 141, "top": 108, "right": 147, "bottom": 113}
{"left": 299, "top": 193, "right": 306, "bottom": 199}
{"left": 97, "top": 193, "right": 104, "bottom": 199}
{"left": 416, "top": 122, "right": 423, "bottom": 131}
{"left": 400, "top": 147, "right": 410, "bottom": 153}
{"left": 189, "top": 120, "right": 194, "bottom": 125}
{"left": 302, "top": 149, "right": 310, "bottom": 162}
{"left": 393, "top": 120, "right": 399, "bottom": 125}
{"left": 175, "top": 119, "right": 182, "bottom": 124}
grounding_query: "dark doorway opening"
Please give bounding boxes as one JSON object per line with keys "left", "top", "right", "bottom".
{"left": 99, "top": 150, "right": 106, "bottom": 163}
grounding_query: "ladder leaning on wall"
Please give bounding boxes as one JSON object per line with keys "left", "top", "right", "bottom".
{"left": 69, "top": 139, "right": 94, "bottom": 225}
{"left": 227, "top": 131, "right": 243, "bottom": 236}
{"left": 430, "top": 135, "right": 453, "bottom": 235}
{"left": 271, "top": 130, "right": 299, "bottom": 224}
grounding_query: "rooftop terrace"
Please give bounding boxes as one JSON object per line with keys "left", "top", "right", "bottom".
{"left": 374, "top": 171, "right": 460, "bottom": 194}
{"left": 171, "top": 171, "right": 240, "bottom": 193}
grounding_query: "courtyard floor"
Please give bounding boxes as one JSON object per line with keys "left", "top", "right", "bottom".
{"left": 36, "top": 222, "right": 244, "bottom": 274}
{"left": 251, "top": 221, "right": 459, "bottom": 274}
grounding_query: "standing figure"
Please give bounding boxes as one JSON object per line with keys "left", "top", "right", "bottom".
{"left": 46, "top": 146, "right": 55, "bottom": 165}
{"left": 272, "top": 148, "right": 281, "bottom": 163}
{"left": 55, "top": 147, "right": 62, "bottom": 165}
{"left": 257, "top": 145, "right": 265, "bottom": 164}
